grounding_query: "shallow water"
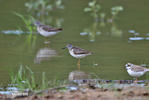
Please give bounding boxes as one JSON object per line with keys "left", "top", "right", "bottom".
{"left": 0, "top": 0, "right": 149, "bottom": 84}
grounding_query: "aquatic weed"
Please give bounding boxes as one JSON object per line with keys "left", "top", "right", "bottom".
{"left": 10, "top": 65, "right": 37, "bottom": 91}
{"left": 84, "top": 0, "right": 101, "bottom": 19}
{"left": 10, "top": 65, "right": 68, "bottom": 91}
{"left": 25, "top": 0, "right": 64, "bottom": 16}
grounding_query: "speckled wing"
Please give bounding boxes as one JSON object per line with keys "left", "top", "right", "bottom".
{"left": 72, "top": 47, "right": 91, "bottom": 55}
{"left": 131, "top": 65, "right": 145, "bottom": 72}
{"left": 42, "top": 25, "right": 62, "bottom": 32}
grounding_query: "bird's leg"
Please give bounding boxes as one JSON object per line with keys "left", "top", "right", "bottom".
{"left": 44, "top": 37, "right": 50, "bottom": 44}
{"left": 77, "top": 59, "right": 80, "bottom": 70}
{"left": 134, "top": 77, "right": 138, "bottom": 83}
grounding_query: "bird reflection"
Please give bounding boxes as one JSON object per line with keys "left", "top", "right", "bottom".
{"left": 34, "top": 46, "right": 57, "bottom": 64}
{"left": 68, "top": 70, "right": 90, "bottom": 82}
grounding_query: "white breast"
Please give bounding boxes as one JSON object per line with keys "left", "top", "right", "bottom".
{"left": 127, "top": 69, "right": 145, "bottom": 77}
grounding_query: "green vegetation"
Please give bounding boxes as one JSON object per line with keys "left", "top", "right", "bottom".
{"left": 25, "top": 0, "right": 64, "bottom": 17}
{"left": 24, "top": 0, "right": 64, "bottom": 28}
{"left": 10, "top": 65, "right": 67, "bottom": 91}
{"left": 82, "top": 0, "right": 124, "bottom": 42}
{"left": 10, "top": 65, "right": 37, "bottom": 91}
{"left": 14, "top": 12, "right": 36, "bottom": 34}
{"left": 14, "top": 12, "right": 37, "bottom": 48}
{"left": 84, "top": 0, "right": 124, "bottom": 21}
{"left": 111, "top": 6, "right": 124, "bottom": 21}
{"left": 84, "top": 0, "right": 101, "bottom": 19}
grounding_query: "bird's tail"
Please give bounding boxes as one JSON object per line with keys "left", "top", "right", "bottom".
{"left": 145, "top": 69, "right": 149, "bottom": 72}
{"left": 57, "top": 28, "right": 63, "bottom": 31}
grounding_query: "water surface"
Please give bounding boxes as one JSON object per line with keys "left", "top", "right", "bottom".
{"left": 0, "top": 0, "right": 149, "bottom": 84}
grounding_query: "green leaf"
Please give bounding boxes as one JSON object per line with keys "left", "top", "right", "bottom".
{"left": 56, "top": 0, "right": 62, "bottom": 6}
{"left": 100, "top": 13, "right": 106, "bottom": 18}
{"left": 111, "top": 11, "right": 117, "bottom": 15}
{"left": 89, "top": 1, "right": 95, "bottom": 7}
{"left": 96, "top": 5, "right": 101, "bottom": 10}
{"left": 84, "top": 7, "right": 92, "bottom": 12}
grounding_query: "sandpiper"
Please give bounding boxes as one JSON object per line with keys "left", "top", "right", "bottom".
{"left": 125, "top": 63, "right": 149, "bottom": 82}
{"left": 34, "top": 21, "right": 62, "bottom": 37}
{"left": 63, "top": 44, "right": 92, "bottom": 70}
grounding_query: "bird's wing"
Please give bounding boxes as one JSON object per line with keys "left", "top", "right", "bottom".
{"left": 131, "top": 65, "right": 145, "bottom": 72}
{"left": 42, "top": 25, "right": 62, "bottom": 32}
{"left": 72, "top": 47, "right": 91, "bottom": 54}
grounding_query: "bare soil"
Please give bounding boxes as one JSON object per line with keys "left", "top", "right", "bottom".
{"left": 1, "top": 86, "right": 147, "bottom": 100}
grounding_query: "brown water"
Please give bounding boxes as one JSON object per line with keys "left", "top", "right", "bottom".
{"left": 0, "top": 0, "right": 149, "bottom": 84}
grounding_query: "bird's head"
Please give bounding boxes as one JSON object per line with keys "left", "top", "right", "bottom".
{"left": 62, "top": 44, "right": 73, "bottom": 50}
{"left": 125, "top": 63, "right": 133, "bottom": 70}
{"left": 34, "top": 21, "right": 42, "bottom": 26}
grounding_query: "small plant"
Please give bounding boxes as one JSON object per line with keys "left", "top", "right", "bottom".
{"left": 99, "top": 13, "right": 106, "bottom": 21}
{"left": 84, "top": 0, "right": 101, "bottom": 19}
{"left": 25, "top": 0, "right": 64, "bottom": 16}
{"left": 80, "top": 22, "right": 101, "bottom": 42}
{"left": 55, "top": 0, "right": 64, "bottom": 9}
{"left": 110, "top": 23, "right": 123, "bottom": 37}
{"left": 14, "top": 12, "right": 36, "bottom": 34}
{"left": 10, "top": 65, "right": 68, "bottom": 91}
{"left": 83, "top": 1, "right": 124, "bottom": 42}
{"left": 10, "top": 65, "right": 51, "bottom": 91}
{"left": 111, "top": 6, "right": 124, "bottom": 20}
{"left": 14, "top": 12, "right": 37, "bottom": 48}
{"left": 10, "top": 65, "right": 37, "bottom": 91}
{"left": 41, "top": 72, "right": 47, "bottom": 90}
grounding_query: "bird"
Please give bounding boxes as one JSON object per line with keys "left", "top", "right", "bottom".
{"left": 34, "top": 21, "right": 62, "bottom": 37}
{"left": 63, "top": 44, "right": 92, "bottom": 70}
{"left": 125, "top": 63, "right": 149, "bottom": 82}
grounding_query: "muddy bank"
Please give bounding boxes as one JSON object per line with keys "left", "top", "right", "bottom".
{"left": 0, "top": 86, "right": 149, "bottom": 100}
